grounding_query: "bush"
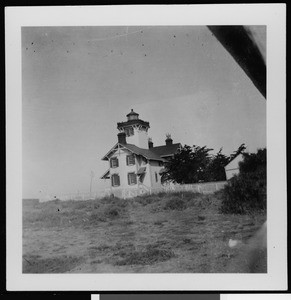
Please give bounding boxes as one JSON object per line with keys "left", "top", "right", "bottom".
{"left": 100, "top": 196, "right": 129, "bottom": 208}
{"left": 104, "top": 207, "right": 120, "bottom": 218}
{"left": 164, "top": 197, "right": 187, "bottom": 211}
{"left": 221, "top": 148, "right": 266, "bottom": 214}
{"left": 89, "top": 201, "right": 127, "bottom": 224}
{"left": 221, "top": 173, "right": 266, "bottom": 214}
{"left": 136, "top": 194, "right": 162, "bottom": 206}
{"left": 239, "top": 148, "right": 266, "bottom": 174}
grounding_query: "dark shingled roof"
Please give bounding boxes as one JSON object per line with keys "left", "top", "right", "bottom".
{"left": 126, "top": 109, "right": 139, "bottom": 117}
{"left": 150, "top": 143, "right": 181, "bottom": 157}
{"left": 117, "top": 119, "right": 150, "bottom": 129}
{"left": 121, "top": 143, "right": 167, "bottom": 162}
{"left": 102, "top": 142, "right": 181, "bottom": 161}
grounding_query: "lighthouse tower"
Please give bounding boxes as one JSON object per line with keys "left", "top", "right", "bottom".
{"left": 117, "top": 109, "right": 150, "bottom": 148}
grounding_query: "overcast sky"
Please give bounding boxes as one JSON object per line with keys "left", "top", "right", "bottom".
{"left": 22, "top": 26, "right": 266, "bottom": 199}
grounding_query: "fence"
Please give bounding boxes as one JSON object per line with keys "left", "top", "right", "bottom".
{"left": 40, "top": 191, "right": 108, "bottom": 202}
{"left": 104, "top": 181, "right": 228, "bottom": 199}
{"left": 161, "top": 181, "right": 227, "bottom": 194}
{"left": 40, "top": 181, "right": 228, "bottom": 202}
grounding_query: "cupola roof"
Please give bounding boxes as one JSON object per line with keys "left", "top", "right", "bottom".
{"left": 126, "top": 109, "right": 139, "bottom": 118}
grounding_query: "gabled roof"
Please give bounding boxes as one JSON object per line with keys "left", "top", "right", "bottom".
{"left": 101, "top": 142, "right": 119, "bottom": 161}
{"left": 224, "top": 153, "right": 244, "bottom": 170}
{"left": 151, "top": 143, "right": 181, "bottom": 157}
{"left": 122, "top": 143, "right": 167, "bottom": 162}
{"left": 100, "top": 169, "right": 110, "bottom": 179}
{"left": 101, "top": 143, "right": 167, "bottom": 162}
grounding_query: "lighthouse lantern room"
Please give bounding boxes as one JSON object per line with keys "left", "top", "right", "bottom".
{"left": 117, "top": 109, "right": 150, "bottom": 148}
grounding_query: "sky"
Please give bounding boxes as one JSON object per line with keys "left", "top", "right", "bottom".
{"left": 22, "top": 26, "right": 266, "bottom": 199}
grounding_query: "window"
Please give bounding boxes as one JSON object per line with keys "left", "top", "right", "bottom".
{"left": 111, "top": 174, "right": 120, "bottom": 187}
{"left": 126, "top": 154, "right": 135, "bottom": 166}
{"left": 128, "top": 172, "right": 137, "bottom": 185}
{"left": 110, "top": 157, "right": 119, "bottom": 168}
{"left": 155, "top": 172, "right": 158, "bottom": 182}
{"left": 125, "top": 127, "right": 134, "bottom": 137}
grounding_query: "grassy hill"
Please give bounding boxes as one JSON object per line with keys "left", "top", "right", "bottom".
{"left": 23, "top": 191, "right": 266, "bottom": 273}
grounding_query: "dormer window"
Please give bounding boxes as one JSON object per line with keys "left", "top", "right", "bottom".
{"left": 126, "top": 154, "right": 135, "bottom": 166}
{"left": 110, "top": 157, "right": 119, "bottom": 168}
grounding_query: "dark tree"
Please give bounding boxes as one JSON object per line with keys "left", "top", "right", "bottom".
{"left": 205, "top": 148, "right": 230, "bottom": 182}
{"left": 221, "top": 147, "right": 267, "bottom": 214}
{"left": 162, "top": 145, "right": 213, "bottom": 184}
{"left": 239, "top": 148, "right": 266, "bottom": 175}
{"left": 162, "top": 143, "right": 249, "bottom": 185}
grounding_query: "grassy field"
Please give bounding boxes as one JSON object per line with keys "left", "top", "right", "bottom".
{"left": 23, "top": 191, "right": 266, "bottom": 273}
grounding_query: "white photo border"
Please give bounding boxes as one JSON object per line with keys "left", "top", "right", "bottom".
{"left": 6, "top": 4, "right": 287, "bottom": 291}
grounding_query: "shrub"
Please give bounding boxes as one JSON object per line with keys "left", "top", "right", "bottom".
{"left": 104, "top": 207, "right": 120, "bottom": 218}
{"left": 89, "top": 211, "right": 107, "bottom": 223}
{"left": 164, "top": 197, "right": 187, "bottom": 211}
{"left": 88, "top": 201, "right": 127, "bottom": 224}
{"left": 136, "top": 193, "right": 166, "bottom": 206}
{"left": 221, "top": 174, "right": 266, "bottom": 214}
{"left": 239, "top": 148, "right": 266, "bottom": 174}
{"left": 221, "top": 148, "right": 266, "bottom": 214}
{"left": 100, "top": 196, "right": 129, "bottom": 208}
{"left": 73, "top": 201, "right": 91, "bottom": 210}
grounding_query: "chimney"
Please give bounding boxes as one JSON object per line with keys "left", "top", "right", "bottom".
{"left": 165, "top": 133, "right": 173, "bottom": 146}
{"left": 118, "top": 132, "right": 126, "bottom": 144}
{"left": 148, "top": 138, "right": 153, "bottom": 149}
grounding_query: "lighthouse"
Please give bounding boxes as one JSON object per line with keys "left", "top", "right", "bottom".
{"left": 101, "top": 109, "right": 181, "bottom": 198}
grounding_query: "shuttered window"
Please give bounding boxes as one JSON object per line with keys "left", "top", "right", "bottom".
{"left": 127, "top": 172, "right": 137, "bottom": 185}
{"left": 126, "top": 154, "right": 135, "bottom": 166}
{"left": 111, "top": 174, "right": 120, "bottom": 187}
{"left": 155, "top": 172, "right": 158, "bottom": 182}
{"left": 110, "top": 157, "right": 119, "bottom": 168}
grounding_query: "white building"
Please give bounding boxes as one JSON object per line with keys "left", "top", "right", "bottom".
{"left": 101, "top": 109, "right": 181, "bottom": 198}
